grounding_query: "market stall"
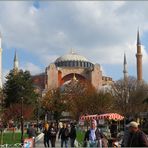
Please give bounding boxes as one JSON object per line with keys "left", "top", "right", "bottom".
{"left": 80, "top": 113, "right": 124, "bottom": 121}
{"left": 80, "top": 113, "right": 124, "bottom": 147}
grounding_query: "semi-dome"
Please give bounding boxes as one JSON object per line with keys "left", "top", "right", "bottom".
{"left": 55, "top": 52, "right": 94, "bottom": 68}
{"left": 55, "top": 52, "right": 88, "bottom": 63}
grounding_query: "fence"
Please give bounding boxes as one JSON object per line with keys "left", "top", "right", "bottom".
{"left": 0, "top": 133, "right": 44, "bottom": 148}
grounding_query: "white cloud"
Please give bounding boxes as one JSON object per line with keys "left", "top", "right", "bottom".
{"left": 0, "top": 1, "right": 148, "bottom": 81}
{"left": 2, "top": 69, "right": 9, "bottom": 83}
{"left": 21, "top": 62, "right": 42, "bottom": 75}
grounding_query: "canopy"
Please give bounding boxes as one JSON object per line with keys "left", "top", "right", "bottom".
{"left": 80, "top": 114, "right": 97, "bottom": 121}
{"left": 96, "top": 113, "right": 124, "bottom": 120}
{"left": 80, "top": 113, "right": 124, "bottom": 121}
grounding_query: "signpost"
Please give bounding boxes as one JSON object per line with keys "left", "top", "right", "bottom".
{"left": 24, "top": 138, "right": 34, "bottom": 148}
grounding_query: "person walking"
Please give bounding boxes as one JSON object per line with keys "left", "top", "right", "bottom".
{"left": 84, "top": 119, "right": 106, "bottom": 147}
{"left": 109, "top": 120, "right": 117, "bottom": 138}
{"left": 27, "top": 124, "right": 36, "bottom": 147}
{"left": 49, "top": 122, "right": 57, "bottom": 147}
{"left": 58, "top": 123, "right": 70, "bottom": 148}
{"left": 69, "top": 123, "right": 76, "bottom": 147}
{"left": 126, "top": 121, "right": 148, "bottom": 147}
{"left": 43, "top": 123, "right": 50, "bottom": 147}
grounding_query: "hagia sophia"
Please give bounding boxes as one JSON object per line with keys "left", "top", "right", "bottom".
{"left": 0, "top": 30, "right": 143, "bottom": 94}
{"left": 31, "top": 30, "right": 143, "bottom": 93}
{"left": 32, "top": 50, "right": 113, "bottom": 92}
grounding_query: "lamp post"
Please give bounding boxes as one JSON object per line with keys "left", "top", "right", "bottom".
{"left": 21, "top": 96, "right": 24, "bottom": 145}
{"left": 0, "top": 90, "right": 4, "bottom": 144}
{"left": 34, "top": 87, "right": 41, "bottom": 133}
{"left": 37, "top": 97, "right": 39, "bottom": 133}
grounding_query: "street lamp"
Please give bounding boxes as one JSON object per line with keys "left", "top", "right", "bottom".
{"left": 34, "top": 87, "right": 41, "bottom": 133}
{"left": 21, "top": 96, "right": 24, "bottom": 145}
{"left": 37, "top": 97, "right": 39, "bottom": 132}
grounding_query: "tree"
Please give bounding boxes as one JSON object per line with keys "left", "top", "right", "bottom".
{"left": 42, "top": 80, "right": 114, "bottom": 121}
{"left": 62, "top": 80, "right": 114, "bottom": 120}
{"left": 3, "top": 103, "right": 34, "bottom": 122}
{"left": 3, "top": 70, "right": 37, "bottom": 107}
{"left": 41, "top": 88, "right": 66, "bottom": 124}
{"left": 111, "top": 76, "right": 148, "bottom": 118}
{"left": 3, "top": 70, "right": 38, "bottom": 123}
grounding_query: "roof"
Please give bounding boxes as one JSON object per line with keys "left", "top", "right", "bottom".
{"left": 55, "top": 52, "right": 89, "bottom": 63}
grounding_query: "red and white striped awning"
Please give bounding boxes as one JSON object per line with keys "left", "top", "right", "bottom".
{"left": 80, "top": 114, "right": 97, "bottom": 121}
{"left": 96, "top": 113, "right": 124, "bottom": 120}
{"left": 80, "top": 113, "right": 124, "bottom": 121}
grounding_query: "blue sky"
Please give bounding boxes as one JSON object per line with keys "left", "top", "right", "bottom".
{"left": 1, "top": 1, "right": 148, "bottom": 82}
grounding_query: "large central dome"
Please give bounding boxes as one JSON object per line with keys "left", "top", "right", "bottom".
{"left": 55, "top": 52, "right": 94, "bottom": 68}
{"left": 55, "top": 52, "right": 88, "bottom": 63}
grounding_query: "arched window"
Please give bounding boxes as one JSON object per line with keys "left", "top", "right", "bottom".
{"left": 61, "top": 62, "right": 63, "bottom": 66}
{"left": 78, "top": 61, "right": 81, "bottom": 67}
{"left": 76, "top": 61, "right": 78, "bottom": 67}
{"left": 73, "top": 61, "right": 76, "bottom": 67}
{"left": 64, "top": 62, "right": 66, "bottom": 66}
{"left": 71, "top": 61, "right": 72, "bottom": 67}
{"left": 82, "top": 62, "right": 84, "bottom": 67}
{"left": 67, "top": 61, "right": 70, "bottom": 67}
{"left": 87, "top": 62, "right": 89, "bottom": 67}
{"left": 72, "top": 61, "right": 74, "bottom": 67}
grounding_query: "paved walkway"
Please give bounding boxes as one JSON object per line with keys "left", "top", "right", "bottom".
{"left": 36, "top": 137, "right": 61, "bottom": 147}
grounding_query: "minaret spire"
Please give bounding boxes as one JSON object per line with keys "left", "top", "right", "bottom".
{"left": 0, "top": 32, "right": 2, "bottom": 88}
{"left": 136, "top": 28, "right": 143, "bottom": 82}
{"left": 123, "top": 53, "right": 128, "bottom": 81}
{"left": 137, "top": 28, "right": 141, "bottom": 45}
{"left": 13, "top": 50, "right": 19, "bottom": 72}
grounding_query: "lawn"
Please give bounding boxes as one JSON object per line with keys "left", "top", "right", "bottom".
{"left": 0, "top": 132, "right": 28, "bottom": 144}
{"left": 76, "top": 130, "right": 85, "bottom": 146}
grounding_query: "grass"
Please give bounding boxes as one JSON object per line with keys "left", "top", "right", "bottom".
{"left": 76, "top": 130, "right": 85, "bottom": 146}
{"left": 0, "top": 132, "right": 28, "bottom": 144}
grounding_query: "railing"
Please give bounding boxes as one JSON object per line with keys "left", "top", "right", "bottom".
{"left": 0, "top": 143, "right": 22, "bottom": 147}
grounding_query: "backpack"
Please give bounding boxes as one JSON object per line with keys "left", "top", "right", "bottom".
{"left": 64, "top": 128, "right": 69, "bottom": 137}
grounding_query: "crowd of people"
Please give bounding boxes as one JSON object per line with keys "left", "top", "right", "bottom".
{"left": 25, "top": 119, "right": 148, "bottom": 148}
{"left": 43, "top": 122, "right": 76, "bottom": 148}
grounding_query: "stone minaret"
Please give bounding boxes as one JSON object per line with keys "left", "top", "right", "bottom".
{"left": 123, "top": 53, "right": 128, "bottom": 81}
{"left": 136, "top": 29, "right": 143, "bottom": 82}
{"left": 0, "top": 32, "right": 2, "bottom": 88}
{"left": 14, "top": 51, "right": 19, "bottom": 72}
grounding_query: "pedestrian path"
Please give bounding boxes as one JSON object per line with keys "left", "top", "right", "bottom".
{"left": 36, "top": 137, "right": 61, "bottom": 147}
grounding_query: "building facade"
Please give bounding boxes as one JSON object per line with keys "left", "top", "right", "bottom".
{"left": 32, "top": 51, "right": 113, "bottom": 92}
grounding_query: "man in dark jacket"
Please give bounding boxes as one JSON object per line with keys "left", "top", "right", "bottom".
{"left": 27, "top": 124, "right": 36, "bottom": 138}
{"left": 58, "top": 123, "right": 69, "bottom": 148}
{"left": 69, "top": 123, "right": 76, "bottom": 147}
{"left": 49, "top": 123, "right": 57, "bottom": 147}
{"left": 126, "top": 121, "right": 148, "bottom": 147}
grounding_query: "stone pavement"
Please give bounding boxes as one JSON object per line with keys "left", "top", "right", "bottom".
{"left": 36, "top": 137, "right": 61, "bottom": 148}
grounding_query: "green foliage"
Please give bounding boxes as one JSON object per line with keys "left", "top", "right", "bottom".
{"left": 76, "top": 130, "right": 85, "bottom": 145}
{"left": 0, "top": 132, "right": 28, "bottom": 144}
{"left": 3, "top": 70, "right": 37, "bottom": 107}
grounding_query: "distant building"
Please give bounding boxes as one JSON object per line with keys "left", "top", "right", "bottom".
{"left": 32, "top": 50, "right": 113, "bottom": 92}
{"left": 2, "top": 29, "right": 141, "bottom": 91}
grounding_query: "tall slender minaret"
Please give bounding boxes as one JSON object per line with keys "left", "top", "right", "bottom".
{"left": 136, "top": 29, "right": 143, "bottom": 82}
{"left": 123, "top": 53, "right": 128, "bottom": 81}
{"left": 0, "top": 32, "right": 2, "bottom": 88}
{"left": 13, "top": 51, "right": 19, "bottom": 72}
